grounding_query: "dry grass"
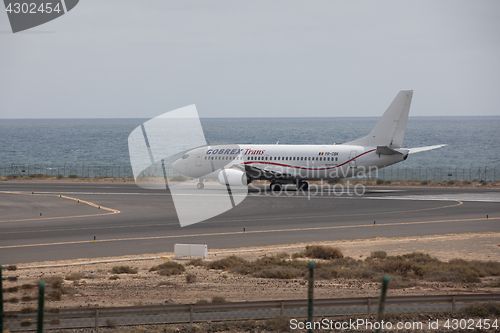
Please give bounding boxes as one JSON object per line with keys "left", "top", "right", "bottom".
{"left": 111, "top": 266, "right": 138, "bottom": 274}
{"left": 197, "top": 249, "right": 500, "bottom": 285}
{"left": 460, "top": 303, "right": 500, "bottom": 317}
{"left": 65, "top": 272, "right": 82, "bottom": 281}
{"left": 149, "top": 261, "right": 185, "bottom": 276}
{"left": 186, "top": 273, "right": 197, "bottom": 283}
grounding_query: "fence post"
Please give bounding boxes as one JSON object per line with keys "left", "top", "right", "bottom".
{"left": 95, "top": 308, "right": 99, "bottom": 329}
{"left": 281, "top": 301, "right": 285, "bottom": 316}
{"left": 190, "top": 304, "right": 194, "bottom": 324}
{"left": 1, "top": 265, "right": 3, "bottom": 333}
{"left": 307, "top": 261, "right": 315, "bottom": 333}
{"left": 375, "top": 276, "right": 390, "bottom": 333}
{"left": 367, "top": 298, "right": 371, "bottom": 316}
{"left": 37, "top": 281, "right": 45, "bottom": 333}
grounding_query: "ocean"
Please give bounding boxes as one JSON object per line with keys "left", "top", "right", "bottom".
{"left": 0, "top": 117, "right": 499, "bottom": 180}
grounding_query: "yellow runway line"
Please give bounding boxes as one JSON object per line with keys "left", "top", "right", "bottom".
{"left": 1, "top": 213, "right": 497, "bottom": 250}
{"left": 0, "top": 191, "right": 120, "bottom": 223}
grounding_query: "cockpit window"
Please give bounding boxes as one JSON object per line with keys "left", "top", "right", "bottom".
{"left": 182, "top": 154, "right": 189, "bottom": 159}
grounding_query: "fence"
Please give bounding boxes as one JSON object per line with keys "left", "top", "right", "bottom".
{"left": 0, "top": 164, "right": 179, "bottom": 180}
{"left": 370, "top": 166, "right": 498, "bottom": 182}
{"left": 3, "top": 294, "right": 499, "bottom": 330}
{"left": 0, "top": 164, "right": 498, "bottom": 182}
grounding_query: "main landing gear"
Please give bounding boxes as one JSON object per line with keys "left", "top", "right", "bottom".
{"left": 197, "top": 180, "right": 204, "bottom": 189}
{"left": 269, "top": 180, "right": 309, "bottom": 192}
{"left": 269, "top": 182, "right": 282, "bottom": 192}
{"left": 297, "top": 180, "right": 309, "bottom": 191}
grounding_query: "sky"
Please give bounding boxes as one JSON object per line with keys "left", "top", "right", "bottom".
{"left": 1, "top": 0, "right": 499, "bottom": 118}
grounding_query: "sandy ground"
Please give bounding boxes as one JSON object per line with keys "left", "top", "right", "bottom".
{"left": 3, "top": 232, "right": 499, "bottom": 313}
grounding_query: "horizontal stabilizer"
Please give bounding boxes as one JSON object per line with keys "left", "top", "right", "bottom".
{"left": 376, "top": 146, "right": 403, "bottom": 155}
{"left": 408, "top": 144, "right": 447, "bottom": 154}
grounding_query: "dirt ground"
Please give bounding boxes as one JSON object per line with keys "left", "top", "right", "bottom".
{"left": 3, "top": 232, "right": 499, "bottom": 313}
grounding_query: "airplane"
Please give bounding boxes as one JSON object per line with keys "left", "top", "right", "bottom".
{"left": 172, "top": 90, "right": 446, "bottom": 191}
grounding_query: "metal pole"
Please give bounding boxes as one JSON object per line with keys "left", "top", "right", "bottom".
{"left": 452, "top": 296, "right": 456, "bottom": 311}
{"left": 37, "top": 281, "right": 45, "bottom": 333}
{"left": 375, "top": 276, "right": 390, "bottom": 333}
{"left": 190, "top": 305, "right": 194, "bottom": 324}
{"left": 367, "top": 298, "right": 371, "bottom": 316}
{"left": 95, "top": 308, "right": 99, "bottom": 329}
{"left": 307, "top": 261, "right": 315, "bottom": 333}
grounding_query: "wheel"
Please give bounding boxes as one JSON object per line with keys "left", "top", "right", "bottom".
{"left": 197, "top": 182, "right": 204, "bottom": 189}
{"left": 299, "top": 181, "right": 309, "bottom": 191}
{"left": 270, "top": 182, "right": 282, "bottom": 192}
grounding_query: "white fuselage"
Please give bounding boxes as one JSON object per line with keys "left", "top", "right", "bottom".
{"left": 173, "top": 144, "right": 408, "bottom": 182}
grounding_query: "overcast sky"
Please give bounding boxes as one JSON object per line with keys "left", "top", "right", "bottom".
{"left": 1, "top": 0, "right": 499, "bottom": 118}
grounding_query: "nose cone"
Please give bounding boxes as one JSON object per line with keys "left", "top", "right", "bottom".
{"left": 172, "top": 158, "right": 183, "bottom": 174}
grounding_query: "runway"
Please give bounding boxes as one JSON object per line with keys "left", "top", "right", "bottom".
{"left": 1, "top": 181, "right": 499, "bottom": 264}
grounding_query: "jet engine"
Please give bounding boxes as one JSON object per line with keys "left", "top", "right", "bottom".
{"left": 218, "top": 169, "right": 247, "bottom": 186}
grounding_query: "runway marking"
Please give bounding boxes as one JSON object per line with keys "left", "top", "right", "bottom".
{"left": 0, "top": 200, "right": 464, "bottom": 234}
{"left": 1, "top": 213, "right": 497, "bottom": 249}
{"left": 0, "top": 191, "right": 120, "bottom": 223}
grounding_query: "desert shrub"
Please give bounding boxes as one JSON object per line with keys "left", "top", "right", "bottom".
{"left": 57, "top": 174, "right": 63, "bottom": 179}
{"left": 48, "top": 289, "right": 63, "bottom": 301}
{"left": 420, "top": 180, "right": 428, "bottom": 185}
{"left": 106, "top": 319, "right": 117, "bottom": 328}
{"left": 111, "top": 266, "right": 138, "bottom": 274}
{"left": 302, "top": 245, "right": 344, "bottom": 260}
{"left": 186, "top": 273, "right": 197, "bottom": 283}
{"left": 196, "top": 299, "right": 209, "bottom": 304}
{"left": 384, "top": 180, "right": 391, "bottom": 184}
{"left": 327, "top": 178, "right": 340, "bottom": 184}
{"left": 369, "top": 250, "right": 387, "bottom": 259}
{"left": 460, "top": 303, "right": 500, "bottom": 317}
{"left": 462, "top": 180, "right": 471, "bottom": 185}
{"left": 255, "top": 267, "right": 303, "bottom": 279}
{"left": 169, "top": 175, "right": 187, "bottom": 182}
{"left": 211, "top": 296, "right": 227, "bottom": 303}
{"left": 207, "top": 255, "right": 247, "bottom": 270}
{"left": 266, "top": 315, "right": 291, "bottom": 332}
{"left": 150, "top": 261, "right": 185, "bottom": 276}
{"left": 187, "top": 259, "right": 205, "bottom": 267}
{"left": 109, "top": 275, "right": 120, "bottom": 280}
{"left": 65, "top": 272, "right": 82, "bottom": 281}
{"left": 276, "top": 252, "right": 289, "bottom": 259}
{"left": 376, "top": 179, "right": 384, "bottom": 185}
{"left": 447, "top": 180, "right": 456, "bottom": 185}
{"left": 6, "top": 265, "right": 17, "bottom": 271}
{"left": 41, "top": 276, "right": 64, "bottom": 289}
{"left": 68, "top": 174, "right": 78, "bottom": 178}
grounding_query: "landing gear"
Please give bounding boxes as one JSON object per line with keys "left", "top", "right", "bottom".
{"left": 270, "top": 182, "right": 282, "bottom": 192}
{"left": 197, "top": 182, "right": 204, "bottom": 190}
{"left": 297, "top": 180, "right": 309, "bottom": 191}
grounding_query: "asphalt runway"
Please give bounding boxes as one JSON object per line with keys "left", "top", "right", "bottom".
{"left": 1, "top": 182, "right": 499, "bottom": 264}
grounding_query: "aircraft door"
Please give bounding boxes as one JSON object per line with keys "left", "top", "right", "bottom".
{"left": 196, "top": 149, "right": 203, "bottom": 167}
{"left": 349, "top": 150, "right": 357, "bottom": 168}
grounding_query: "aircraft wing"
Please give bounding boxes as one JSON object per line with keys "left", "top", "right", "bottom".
{"left": 232, "top": 164, "right": 292, "bottom": 180}
{"left": 408, "top": 144, "right": 447, "bottom": 154}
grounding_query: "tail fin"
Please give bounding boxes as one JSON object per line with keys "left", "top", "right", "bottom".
{"left": 345, "top": 90, "right": 413, "bottom": 148}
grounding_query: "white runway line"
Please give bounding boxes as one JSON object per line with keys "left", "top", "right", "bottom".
{"left": 364, "top": 193, "right": 500, "bottom": 202}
